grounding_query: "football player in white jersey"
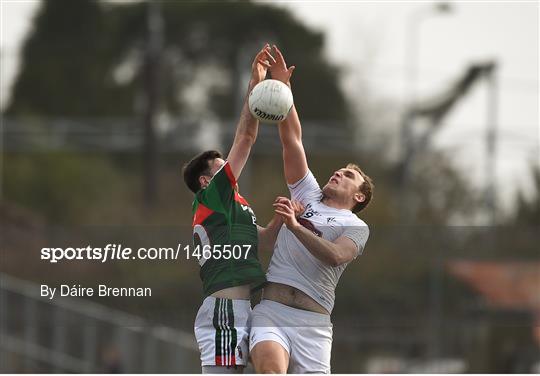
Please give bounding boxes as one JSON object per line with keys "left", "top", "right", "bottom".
{"left": 249, "top": 46, "right": 374, "bottom": 374}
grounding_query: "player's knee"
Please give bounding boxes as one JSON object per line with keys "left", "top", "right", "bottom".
{"left": 255, "top": 360, "right": 284, "bottom": 374}
{"left": 251, "top": 341, "right": 288, "bottom": 373}
{"left": 252, "top": 352, "right": 286, "bottom": 373}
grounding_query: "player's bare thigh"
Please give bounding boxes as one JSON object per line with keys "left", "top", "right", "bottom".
{"left": 250, "top": 340, "right": 289, "bottom": 374}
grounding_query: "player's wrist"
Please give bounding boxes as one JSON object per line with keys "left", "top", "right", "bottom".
{"left": 249, "top": 77, "right": 262, "bottom": 88}
{"left": 273, "top": 214, "right": 284, "bottom": 225}
{"left": 287, "top": 220, "right": 301, "bottom": 232}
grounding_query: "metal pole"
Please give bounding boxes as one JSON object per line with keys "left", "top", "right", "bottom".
{"left": 143, "top": 0, "right": 164, "bottom": 208}
{"left": 399, "top": 9, "right": 421, "bottom": 221}
{"left": 401, "top": 8, "right": 428, "bottom": 221}
{"left": 0, "top": 112, "right": 3, "bottom": 201}
{"left": 486, "top": 63, "right": 498, "bottom": 224}
{"left": 428, "top": 228, "right": 444, "bottom": 360}
{"left": 400, "top": 3, "right": 454, "bottom": 220}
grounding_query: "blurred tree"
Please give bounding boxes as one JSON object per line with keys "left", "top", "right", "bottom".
{"left": 5, "top": 0, "right": 125, "bottom": 116}
{"left": 6, "top": 0, "right": 350, "bottom": 123}
{"left": 513, "top": 164, "right": 540, "bottom": 225}
{"left": 409, "top": 150, "right": 478, "bottom": 224}
{"left": 3, "top": 152, "right": 122, "bottom": 222}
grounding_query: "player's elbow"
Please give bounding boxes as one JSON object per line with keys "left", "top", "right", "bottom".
{"left": 327, "top": 253, "right": 343, "bottom": 267}
{"left": 280, "top": 135, "right": 302, "bottom": 149}
{"left": 235, "top": 134, "right": 256, "bottom": 148}
{"left": 241, "top": 133, "right": 257, "bottom": 144}
{"left": 327, "top": 259, "right": 340, "bottom": 267}
{"left": 328, "top": 251, "right": 350, "bottom": 267}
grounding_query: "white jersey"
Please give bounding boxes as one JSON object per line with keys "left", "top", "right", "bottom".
{"left": 266, "top": 170, "right": 369, "bottom": 313}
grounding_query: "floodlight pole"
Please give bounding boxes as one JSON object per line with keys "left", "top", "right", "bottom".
{"left": 143, "top": 0, "right": 163, "bottom": 208}
{"left": 401, "top": 2, "right": 453, "bottom": 219}
{"left": 402, "top": 3, "right": 454, "bottom": 363}
{"left": 485, "top": 63, "right": 498, "bottom": 224}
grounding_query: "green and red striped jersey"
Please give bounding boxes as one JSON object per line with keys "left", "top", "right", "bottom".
{"left": 191, "top": 161, "right": 266, "bottom": 296}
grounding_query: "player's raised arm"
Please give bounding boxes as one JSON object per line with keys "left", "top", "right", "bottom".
{"left": 226, "top": 44, "right": 275, "bottom": 180}
{"left": 268, "top": 45, "right": 309, "bottom": 185}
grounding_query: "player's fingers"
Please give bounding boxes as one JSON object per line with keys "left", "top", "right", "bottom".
{"left": 273, "top": 203, "right": 293, "bottom": 213}
{"left": 288, "top": 66, "right": 296, "bottom": 75}
{"left": 264, "top": 49, "right": 276, "bottom": 63}
{"left": 274, "top": 197, "right": 291, "bottom": 205}
{"left": 256, "top": 45, "right": 270, "bottom": 60}
{"left": 273, "top": 202, "right": 291, "bottom": 211}
{"left": 274, "top": 209, "right": 289, "bottom": 218}
{"left": 258, "top": 59, "right": 271, "bottom": 68}
{"left": 272, "top": 45, "right": 286, "bottom": 65}
{"left": 282, "top": 199, "right": 293, "bottom": 209}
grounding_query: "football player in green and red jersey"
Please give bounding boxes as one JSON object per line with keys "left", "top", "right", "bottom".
{"left": 182, "top": 44, "right": 287, "bottom": 374}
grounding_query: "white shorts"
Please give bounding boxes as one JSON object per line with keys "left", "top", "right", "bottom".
{"left": 194, "top": 296, "right": 251, "bottom": 367}
{"left": 249, "top": 299, "right": 333, "bottom": 374}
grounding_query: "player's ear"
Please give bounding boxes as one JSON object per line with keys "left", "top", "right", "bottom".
{"left": 353, "top": 192, "right": 365, "bottom": 204}
{"left": 199, "top": 175, "right": 209, "bottom": 189}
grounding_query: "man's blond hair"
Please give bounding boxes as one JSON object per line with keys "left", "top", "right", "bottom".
{"left": 346, "top": 163, "right": 373, "bottom": 213}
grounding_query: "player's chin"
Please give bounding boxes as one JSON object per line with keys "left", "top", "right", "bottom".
{"left": 322, "top": 184, "right": 336, "bottom": 196}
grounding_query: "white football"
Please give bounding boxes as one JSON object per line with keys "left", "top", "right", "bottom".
{"left": 248, "top": 79, "right": 293, "bottom": 124}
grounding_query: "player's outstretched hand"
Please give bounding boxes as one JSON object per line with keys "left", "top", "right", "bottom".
{"left": 273, "top": 197, "right": 300, "bottom": 230}
{"left": 251, "top": 44, "right": 276, "bottom": 84}
{"left": 274, "top": 196, "right": 304, "bottom": 218}
{"left": 268, "top": 45, "right": 295, "bottom": 86}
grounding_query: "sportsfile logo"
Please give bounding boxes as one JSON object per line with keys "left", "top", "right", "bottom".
{"left": 39, "top": 243, "right": 251, "bottom": 263}
{"left": 252, "top": 107, "right": 285, "bottom": 122}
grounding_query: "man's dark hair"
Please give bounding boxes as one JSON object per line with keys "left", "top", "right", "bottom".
{"left": 182, "top": 150, "right": 223, "bottom": 193}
